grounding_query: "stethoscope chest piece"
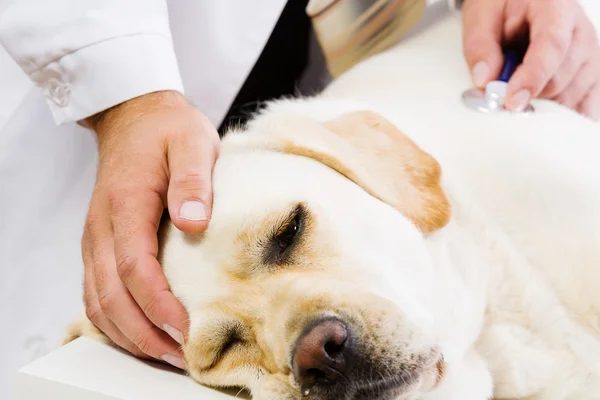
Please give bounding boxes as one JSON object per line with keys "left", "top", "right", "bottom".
{"left": 461, "top": 49, "right": 534, "bottom": 115}
{"left": 462, "top": 80, "right": 534, "bottom": 114}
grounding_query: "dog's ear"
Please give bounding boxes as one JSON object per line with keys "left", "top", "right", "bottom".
{"left": 256, "top": 110, "right": 451, "bottom": 234}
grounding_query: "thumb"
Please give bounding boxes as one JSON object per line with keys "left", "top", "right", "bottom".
{"left": 167, "top": 119, "right": 219, "bottom": 234}
{"left": 462, "top": 0, "right": 505, "bottom": 88}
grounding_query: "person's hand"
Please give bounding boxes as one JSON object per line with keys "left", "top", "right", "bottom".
{"left": 462, "top": 0, "right": 600, "bottom": 120}
{"left": 81, "top": 90, "right": 220, "bottom": 369}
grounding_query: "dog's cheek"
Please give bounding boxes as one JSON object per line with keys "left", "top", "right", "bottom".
{"left": 253, "top": 373, "right": 301, "bottom": 400}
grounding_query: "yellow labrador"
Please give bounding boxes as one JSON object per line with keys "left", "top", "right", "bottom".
{"left": 67, "top": 14, "right": 600, "bottom": 400}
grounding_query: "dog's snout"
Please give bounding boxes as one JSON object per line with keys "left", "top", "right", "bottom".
{"left": 292, "top": 319, "right": 351, "bottom": 390}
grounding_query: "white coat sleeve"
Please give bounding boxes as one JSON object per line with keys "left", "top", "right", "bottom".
{"left": 0, "top": 0, "right": 185, "bottom": 125}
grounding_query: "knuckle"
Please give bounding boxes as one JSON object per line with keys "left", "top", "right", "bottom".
{"left": 84, "top": 211, "right": 103, "bottom": 238}
{"left": 142, "top": 296, "right": 159, "bottom": 320}
{"left": 544, "top": 31, "right": 571, "bottom": 58}
{"left": 132, "top": 331, "right": 153, "bottom": 355}
{"left": 171, "top": 172, "right": 207, "bottom": 192}
{"left": 556, "top": 92, "right": 576, "bottom": 108}
{"left": 126, "top": 343, "right": 147, "bottom": 358}
{"left": 107, "top": 188, "right": 127, "bottom": 213}
{"left": 85, "top": 304, "right": 102, "bottom": 325}
{"left": 116, "top": 254, "right": 138, "bottom": 284}
{"left": 553, "top": 36, "right": 570, "bottom": 57}
{"left": 83, "top": 281, "right": 94, "bottom": 306}
{"left": 98, "top": 291, "right": 116, "bottom": 315}
{"left": 525, "top": 63, "right": 554, "bottom": 92}
{"left": 543, "top": 77, "right": 563, "bottom": 97}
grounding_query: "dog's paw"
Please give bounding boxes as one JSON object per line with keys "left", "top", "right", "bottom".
{"left": 62, "top": 316, "right": 112, "bottom": 347}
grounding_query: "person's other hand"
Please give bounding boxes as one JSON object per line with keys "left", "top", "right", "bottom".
{"left": 462, "top": 0, "right": 600, "bottom": 120}
{"left": 81, "top": 90, "right": 220, "bottom": 369}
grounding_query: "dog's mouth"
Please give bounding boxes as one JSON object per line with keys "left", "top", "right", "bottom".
{"left": 291, "top": 316, "right": 444, "bottom": 400}
{"left": 350, "top": 354, "right": 445, "bottom": 400}
{"left": 351, "top": 374, "right": 423, "bottom": 400}
{"left": 298, "top": 356, "right": 445, "bottom": 400}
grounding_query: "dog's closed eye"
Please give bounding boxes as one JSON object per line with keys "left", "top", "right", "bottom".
{"left": 205, "top": 320, "right": 246, "bottom": 368}
{"left": 264, "top": 204, "right": 306, "bottom": 265}
{"left": 216, "top": 325, "right": 244, "bottom": 358}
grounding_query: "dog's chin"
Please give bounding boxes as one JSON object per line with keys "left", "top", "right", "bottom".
{"left": 295, "top": 350, "right": 444, "bottom": 400}
{"left": 353, "top": 356, "right": 445, "bottom": 400}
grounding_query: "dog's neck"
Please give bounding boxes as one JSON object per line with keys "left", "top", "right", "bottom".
{"left": 415, "top": 216, "right": 494, "bottom": 399}
{"left": 422, "top": 182, "right": 600, "bottom": 399}
{"left": 423, "top": 220, "right": 488, "bottom": 361}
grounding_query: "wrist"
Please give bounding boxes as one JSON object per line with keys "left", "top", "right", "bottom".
{"left": 83, "top": 90, "right": 188, "bottom": 136}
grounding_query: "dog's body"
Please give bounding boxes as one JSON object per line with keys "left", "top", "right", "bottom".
{"left": 297, "top": 14, "right": 600, "bottom": 400}
{"left": 69, "top": 13, "right": 600, "bottom": 400}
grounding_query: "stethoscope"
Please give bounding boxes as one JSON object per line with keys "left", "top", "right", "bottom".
{"left": 461, "top": 49, "right": 535, "bottom": 114}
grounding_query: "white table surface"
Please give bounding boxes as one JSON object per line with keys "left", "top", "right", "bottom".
{"left": 12, "top": 337, "right": 248, "bottom": 400}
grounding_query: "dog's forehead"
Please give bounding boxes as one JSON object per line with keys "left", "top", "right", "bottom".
{"left": 211, "top": 147, "right": 331, "bottom": 213}
{"left": 162, "top": 146, "right": 344, "bottom": 307}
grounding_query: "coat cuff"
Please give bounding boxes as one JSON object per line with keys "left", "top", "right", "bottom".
{"left": 28, "top": 33, "right": 185, "bottom": 125}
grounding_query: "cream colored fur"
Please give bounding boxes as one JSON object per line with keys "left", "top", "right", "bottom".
{"left": 68, "top": 12, "right": 600, "bottom": 400}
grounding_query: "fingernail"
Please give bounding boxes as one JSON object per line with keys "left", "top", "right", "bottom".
{"left": 472, "top": 61, "right": 489, "bottom": 88}
{"left": 163, "top": 324, "right": 184, "bottom": 345}
{"left": 179, "top": 200, "right": 207, "bottom": 221}
{"left": 510, "top": 90, "right": 531, "bottom": 112}
{"left": 161, "top": 354, "right": 186, "bottom": 370}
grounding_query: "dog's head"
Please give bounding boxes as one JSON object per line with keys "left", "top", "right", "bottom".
{"left": 160, "top": 108, "right": 452, "bottom": 400}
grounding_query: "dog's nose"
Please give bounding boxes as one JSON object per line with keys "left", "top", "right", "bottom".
{"left": 292, "top": 319, "right": 351, "bottom": 390}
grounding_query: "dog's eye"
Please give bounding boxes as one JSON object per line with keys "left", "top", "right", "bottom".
{"left": 265, "top": 204, "right": 305, "bottom": 264}
{"left": 277, "top": 214, "right": 300, "bottom": 252}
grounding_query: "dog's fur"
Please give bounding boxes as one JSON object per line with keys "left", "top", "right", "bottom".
{"left": 66, "top": 13, "right": 600, "bottom": 400}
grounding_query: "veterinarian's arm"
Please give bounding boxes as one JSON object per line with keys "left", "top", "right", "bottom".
{"left": 0, "top": 0, "right": 220, "bottom": 369}
{"left": 461, "top": 0, "right": 600, "bottom": 120}
{"left": 0, "top": 0, "right": 185, "bottom": 125}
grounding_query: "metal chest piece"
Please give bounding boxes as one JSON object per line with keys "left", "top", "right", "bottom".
{"left": 462, "top": 80, "right": 534, "bottom": 114}
{"left": 461, "top": 50, "right": 534, "bottom": 114}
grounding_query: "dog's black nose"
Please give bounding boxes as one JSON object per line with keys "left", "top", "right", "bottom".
{"left": 292, "top": 319, "right": 351, "bottom": 390}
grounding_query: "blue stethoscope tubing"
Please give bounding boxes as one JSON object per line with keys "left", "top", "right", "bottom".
{"left": 499, "top": 49, "right": 519, "bottom": 82}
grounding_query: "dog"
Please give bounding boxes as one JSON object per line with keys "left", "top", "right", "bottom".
{"left": 66, "top": 13, "right": 600, "bottom": 400}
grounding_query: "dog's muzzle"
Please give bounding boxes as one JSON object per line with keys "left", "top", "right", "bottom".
{"left": 291, "top": 317, "right": 441, "bottom": 400}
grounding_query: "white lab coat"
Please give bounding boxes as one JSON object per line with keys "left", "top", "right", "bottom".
{"left": 0, "top": 1, "right": 289, "bottom": 126}
{"left": 0, "top": 0, "right": 597, "bottom": 398}
{"left": 0, "top": 2, "right": 288, "bottom": 396}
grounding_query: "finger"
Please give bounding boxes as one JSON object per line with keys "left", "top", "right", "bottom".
{"left": 539, "top": 25, "right": 589, "bottom": 99}
{"left": 462, "top": 0, "right": 505, "bottom": 88}
{"left": 577, "top": 81, "right": 600, "bottom": 121}
{"left": 167, "top": 111, "right": 219, "bottom": 233}
{"left": 84, "top": 265, "right": 147, "bottom": 358}
{"left": 506, "top": 2, "right": 575, "bottom": 110}
{"left": 95, "top": 245, "right": 186, "bottom": 367}
{"left": 82, "top": 215, "right": 147, "bottom": 358}
{"left": 110, "top": 187, "right": 190, "bottom": 345}
{"left": 553, "top": 54, "right": 600, "bottom": 110}
{"left": 90, "top": 201, "right": 185, "bottom": 368}
{"left": 502, "top": 0, "right": 528, "bottom": 41}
